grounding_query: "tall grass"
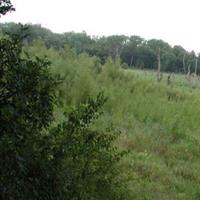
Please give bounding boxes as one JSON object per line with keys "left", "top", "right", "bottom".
{"left": 25, "top": 40, "right": 200, "bottom": 199}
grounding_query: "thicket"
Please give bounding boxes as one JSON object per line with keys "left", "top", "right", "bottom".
{"left": 0, "top": 2, "right": 129, "bottom": 199}
{"left": 16, "top": 31, "right": 200, "bottom": 200}
{"left": 2, "top": 1, "right": 200, "bottom": 199}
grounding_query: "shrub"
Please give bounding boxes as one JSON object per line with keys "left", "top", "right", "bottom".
{"left": 0, "top": 33, "right": 126, "bottom": 200}
{"left": 49, "top": 93, "right": 127, "bottom": 200}
{"left": 0, "top": 35, "right": 57, "bottom": 199}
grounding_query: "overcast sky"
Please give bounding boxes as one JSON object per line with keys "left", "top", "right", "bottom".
{"left": 1, "top": 0, "right": 200, "bottom": 52}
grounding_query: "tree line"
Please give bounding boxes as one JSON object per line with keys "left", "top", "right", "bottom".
{"left": 0, "top": 22, "right": 199, "bottom": 74}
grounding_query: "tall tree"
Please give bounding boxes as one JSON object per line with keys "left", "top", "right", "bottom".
{"left": 0, "top": 0, "right": 15, "bottom": 16}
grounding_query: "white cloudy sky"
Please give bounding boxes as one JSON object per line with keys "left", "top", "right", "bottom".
{"left": 1, "top": 0, "right": 200, "bottom": 52}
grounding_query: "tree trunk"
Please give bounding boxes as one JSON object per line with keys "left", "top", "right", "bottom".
{"left": 187, "top": 64, "right": 191, "bottom": 77}
{"left": 157, "top": 48, "right": 161, "bottom": 82}
{"left": 130, "top": 55, "right": 133, "bottom": 67}
{"left": 183, "top": 53, "right": 186, "bottom": 74}
{"left": 195, "top": 58, "right": 198, "bottom": 75}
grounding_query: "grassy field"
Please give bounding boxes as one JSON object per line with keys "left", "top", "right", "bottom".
{"left": 25, "top": 41, "right": 200, "bottom": 199}
{"left": 118, "top": 69, "right": 200, "bottom": 199}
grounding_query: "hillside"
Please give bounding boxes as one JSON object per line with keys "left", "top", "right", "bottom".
{"left": 25, "top": 40, "right": 200, "bottom": 199}
{"left": 2, "top": 1, "right": 200, "bottom": 199}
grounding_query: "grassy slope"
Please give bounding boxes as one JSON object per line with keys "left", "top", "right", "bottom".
{"left": 118, "top": 69, "right": 200, "bottom": 200}
{"left": 25, "top": 42, "right": 200, "bottom": 199}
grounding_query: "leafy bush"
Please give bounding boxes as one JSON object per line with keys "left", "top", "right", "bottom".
{"left": 49, "top": 93, "right": 127, "bottom": 200}
{"left": 0, "top": 0, "right": 15, "bottom": 16}
{"left": 0, "top": 35, "right": 57, "bottom": 199}
{"left": 0, "top": 27, "right": 126, "bottom": 200}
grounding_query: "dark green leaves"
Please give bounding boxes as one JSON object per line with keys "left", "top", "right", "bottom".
{"left": 0, "top": 35, "right": 57, "bottom": 199}
{"left": 0, "top": 0, "right": 15, "bottom": 16}
{"left": 49, "top": 93, "right": 123, "bottom": 200}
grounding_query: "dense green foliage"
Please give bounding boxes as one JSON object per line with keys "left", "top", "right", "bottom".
{"left": 0, "top": 36, "right": 57, "bottom": 199}
{"left": 1, "top": 22, "right": 199, "bottom": 73}
{"left": 0, "top": 36, "right": 127, "bottom": 200}
{"left": 49, "top": 93, "right": 128, "bottom": 200}
{"left": 23, "top": 39, "right": 200, "bottom": 199}
{"left": 0, "top": 0, "right": 14, "bottom": 16}
{"left": 0, "top": 5, "right": 127, "bottom": 199}
{"left": 2, "top": 2, "right": 200, "bottom": 199}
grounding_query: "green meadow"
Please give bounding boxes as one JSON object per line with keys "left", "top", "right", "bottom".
{"left": 25, "top": 40, "right": 200, "bottom": 199}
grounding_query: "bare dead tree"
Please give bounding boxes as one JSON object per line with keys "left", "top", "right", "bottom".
{"left": 183, "top": 53, "right": 186, "bottom": 74}
{"left": 186, "top": 64, "right": 191, "bottom": 80}
{"left": 185, "top": 64, "right": 191, "bottom": 88}
{"left": 195, "top": 57, "right": 198, "bottom": 75}
{"left": 185, "top": 62, "right": 198, "bottom": 89}
{"left": 157, "top": 48, "right": 162, "bottom": 82}
{"left": 130, "top": 55, "right": 133, "bottom": 67}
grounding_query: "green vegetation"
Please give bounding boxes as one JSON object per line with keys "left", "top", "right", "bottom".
{"left": 2, "top": 1, "right": 200, "bottom": 199}
{"left": 22, "top": 40, "right": 200, "bottom": 199}
{"left": 1, "top": 22, "right": 199, "bottom": 74}
{"left": 0, "top": 4, "right": 127, "bottom": 200}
